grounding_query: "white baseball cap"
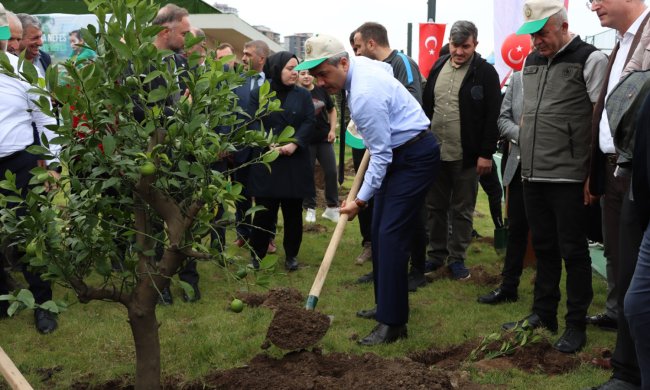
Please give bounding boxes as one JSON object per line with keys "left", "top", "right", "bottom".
{"left": 294, "top": 34, "right": 346, "bottom": 71}
{"left": 516, "top": 0, "right": 565, "bottom": 35}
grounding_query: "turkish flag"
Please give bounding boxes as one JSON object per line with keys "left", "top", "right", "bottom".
{"left": 419, "top": 23, "right": 446, "bottom": 78}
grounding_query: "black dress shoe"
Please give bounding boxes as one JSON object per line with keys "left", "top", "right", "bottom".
{"left": 586, "top": 313, "right": 617, "bottom": 331}
{"left": 285, "top": 257, "right": 299, "bottom": 271}
{"left": 34, "top": 308, "right": 58, "bottom": 334}
{"left": 158, "top": 286, "right": 173, "bottom": 305}
{"left": 554, "top": 327, "right": 586, "bottom": 353}
{"left": 407, "top": 269, "right": 427, "bottom": 292}
{"left": 477, "top": 287, "right": 518, "bottom": 304}
{"left": 357, "top": 322, "right": 407, "bottom": 346}
{"left": 356, "top": 306, "right": 376, "bottom": 319}
{"left": 502, "top": 313, "right": 558, "bottom": 333}
{"left": 182, "top": 282, "right": 201, "bottom": 302}
{"left": 356, "top": 271, "right": 373, "bottom": 284}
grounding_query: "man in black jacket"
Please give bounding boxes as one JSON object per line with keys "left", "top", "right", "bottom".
{"left": 422, "top": 20, "right": 500, "bottom": 281}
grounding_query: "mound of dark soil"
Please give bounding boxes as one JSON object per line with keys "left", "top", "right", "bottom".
{"left": 235, "top": 287, "right": 304, "bottom": 309}
{"left": 409, "top": 336, "right": 580, "bottom": 375}
{"left": 266, "top": 304, "right": 330, "bottom": 350}
{"left": 192, "top": 350, "right": 458, "bottom": 390}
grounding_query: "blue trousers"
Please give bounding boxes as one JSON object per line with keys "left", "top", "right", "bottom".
{"left": 372, "top": 133, "right": 440, "bottom": 326}
{"left": 625, "top": 221, "right": 650, "bottom": 390}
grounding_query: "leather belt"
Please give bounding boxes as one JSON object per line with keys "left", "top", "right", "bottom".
{"left": 604, "top": 153, "right": 617, "bottom": 165}
{"left": 394, "top": 131, "right": 427, "bottom": 153}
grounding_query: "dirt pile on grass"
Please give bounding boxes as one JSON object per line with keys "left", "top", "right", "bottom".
{"left": 265, "top": 304, "right": 331, "bottom": 350}
{"left": 235, "top": 287, "right": 303, "bottom": 309}
{"left": 409, "top": 337, "right": 580, "bottom": 375}
{"left": 193, "top": 350, "right": 460, "bottom": 390}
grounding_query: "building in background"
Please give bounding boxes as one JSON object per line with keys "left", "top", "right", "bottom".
{"left": 284, "top": 33, "right": 312, "bottom": 59}
{"left": 211, "top": 2, "right": 237, "bottom": 15}
{"left": 254, "top": 25, "right": 281, "bottom": 44}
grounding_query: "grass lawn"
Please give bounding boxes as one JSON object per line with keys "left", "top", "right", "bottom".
{"left": 0, "top": 153, "right": 615, "bottom": 389}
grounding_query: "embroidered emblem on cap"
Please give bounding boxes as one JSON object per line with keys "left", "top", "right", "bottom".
{"left": 524, "top": 5, "right": 532, "bottom": 18}
{"left": 305, "top": 43, "right": 312, "bottom": 55}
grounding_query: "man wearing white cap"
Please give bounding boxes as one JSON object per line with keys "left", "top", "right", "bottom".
{"left": 0, "top": 1, "right": 60, "bottom": 334}
{"left": 501, "top": 0, "right": 607, "bottom": 354}
{"left": 295, "top": 34, "right": 440, "bottom": 345}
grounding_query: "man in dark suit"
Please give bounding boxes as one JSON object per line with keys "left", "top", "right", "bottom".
{"left": 586, "top": 1, "right": 650, "bottom": 388}
{"left": 230, "top": 40, "right": 272, "bottom": 251}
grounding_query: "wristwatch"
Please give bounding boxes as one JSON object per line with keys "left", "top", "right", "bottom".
{"left": 354, "top": 198, "right": 367, "bottom": 210}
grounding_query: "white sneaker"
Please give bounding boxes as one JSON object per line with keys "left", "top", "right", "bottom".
{"left": 321, "top": 207, "right": 340, "bottom": 223}
{"left": 305, "top": 208, "right": 316, "bottom": 223}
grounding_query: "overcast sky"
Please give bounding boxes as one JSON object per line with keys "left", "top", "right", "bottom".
{"left": 209, "top": 0, "right": 608, "bottom": 59}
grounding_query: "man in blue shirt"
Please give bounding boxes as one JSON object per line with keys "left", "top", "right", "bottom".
{"left": 296, "top": 34, "right": 440, "bottom": 346}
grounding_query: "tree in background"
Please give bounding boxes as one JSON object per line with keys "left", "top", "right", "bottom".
{"left": 0, "top": 0, "right": 290, "bottom": 387}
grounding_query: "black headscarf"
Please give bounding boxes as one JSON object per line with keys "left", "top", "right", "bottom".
{"left": 263, "top": 51, "right": 297, "bottom": 101}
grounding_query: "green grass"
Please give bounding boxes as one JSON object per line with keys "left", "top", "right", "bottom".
{"left": 0, "top": 173, "right": 615, "bottom": 389}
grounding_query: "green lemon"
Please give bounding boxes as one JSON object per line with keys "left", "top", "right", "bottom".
{"left": 234, "top": 268, "right": 247, "bottom": 280}
{"left": 139, "top": 162, "right": 156, "bottom": 176}
{"left": 230, "top": 298, "right": 244, "bottom": 313}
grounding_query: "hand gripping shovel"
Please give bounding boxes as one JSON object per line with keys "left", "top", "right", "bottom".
{"left": 305, "top": 149, "right": 370, "bottom": 309}
{"left": 265, "top": 150, "right": 369, "bottom": 350}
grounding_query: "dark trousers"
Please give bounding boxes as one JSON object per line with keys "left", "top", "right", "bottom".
{"left": 304, "top": 142, "right": 338, "bottom": 209}
{"left": 611, "top": 194, "right": 647, "bottom": 385}
{"left": 523, "top": 181, "right": 592, "bottom": 330}
{"left": 601, "top": 159, "right": 628, "bottom": 319}
{"left": 352, "top": 147, "right": 426, "bottom": 272}
{"left": 250, "top": 197, "right": 302, "bottom": 260}
{"left": 500, "top": 168, "right": 528, "bottom": 294}
{"left": 625, "top": 220, "right": 650, "bottom": 389}
{"left": 479, "top": 160, "right": 504, "bottom": 228}
{"left": 372, "top": 133, "right": 439, "bottom": 325}
{"left": 0, "top": 150, "right": 53, "bottom": 305}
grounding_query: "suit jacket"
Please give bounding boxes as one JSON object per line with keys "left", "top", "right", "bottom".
{"left": 589, "top": 11, "right": 650, "bottom": 195}
{"left": 246, "top": 85, "right": 315, "bottom": 199}
{"left": 498, "top": 72, "right": 523, "bottom": 186}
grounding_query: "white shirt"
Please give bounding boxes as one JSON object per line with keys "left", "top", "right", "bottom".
{"left": 345, "top": 56, "right": 430, "bottom": 201}
{"left": 0, "top": 52, "right": 59, "bottom": 161}
{"left": 600, "top": 7, "right": 650, "bottom": 154}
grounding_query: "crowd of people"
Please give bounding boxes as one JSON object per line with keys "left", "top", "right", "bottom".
{"left": 0, "top": 0, "right": 650, "bottom": 388}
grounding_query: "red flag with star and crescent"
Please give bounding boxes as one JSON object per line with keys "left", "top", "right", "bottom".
{"left": 419, "top": 23, "right": 446, "bottom": 77}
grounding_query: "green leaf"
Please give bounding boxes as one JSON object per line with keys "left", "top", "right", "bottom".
{"left": 16, "top": 289, "right": 36, "bottom": 309}
{"left": 262, "top": 149, "right": 279, "bottom": 164}
{"left": 86, "top": 0, "right": 106, "bottom": 12}
{"left": 142, "top": 25, "right": 164, "bottom": 39}
{"left": 143, "top": 70, "right": 163, "bottom": 84}
{"left": 260, "top": 254, "right": 277, "bottom": 270}
{"left": 178, "top": 280, "right": 194, "bottom": 300}
{"left": 7, "top": 301, "right": 21, "bottom": 317}
{"left": 26, "top": 145, "right": 51, "bottom": 157}
{"left": 38, "top": 301, "right": 60, "bottom": 314}
{"left": 105, "top": 35, "right": 133, "bottom": 60}
{"left": 102, "top": 135, "right": 116, "bottom": 156}
{"left": 147, "top": 86, "right": 168, "bottom": 103}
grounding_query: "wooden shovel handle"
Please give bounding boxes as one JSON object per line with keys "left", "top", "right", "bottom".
{"left": 0, "top": 346, "right": 33, "bottom": 390}
{"left": 306, "top": 150, "right": 370, "bottom": 309}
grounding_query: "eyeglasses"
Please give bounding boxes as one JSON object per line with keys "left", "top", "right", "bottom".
{"left": 586, "top": 0, "right": 603, "bottom": 9}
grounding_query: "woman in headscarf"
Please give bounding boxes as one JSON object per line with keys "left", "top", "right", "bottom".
{"left": 247, "top": 51, "right": 315, "bottom": 271}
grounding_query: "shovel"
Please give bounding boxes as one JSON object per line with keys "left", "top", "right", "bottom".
{"left": 265, "top": 150, "right": 369, "bottom": 350}
{"left": 305, "top": 149, "right": 369, "bottom": 310}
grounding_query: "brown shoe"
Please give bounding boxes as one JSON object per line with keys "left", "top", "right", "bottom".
{"left": 355, "top": 242, "right": 371, "bottom": 265}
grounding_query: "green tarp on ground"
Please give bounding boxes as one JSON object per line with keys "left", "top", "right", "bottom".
{"left": 2, "top": 0, "right": 220, "bottom": 15}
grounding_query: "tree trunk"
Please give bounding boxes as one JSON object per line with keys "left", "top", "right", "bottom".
{"left": 127, "top": 300, "right": 161, "bottom": 389}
